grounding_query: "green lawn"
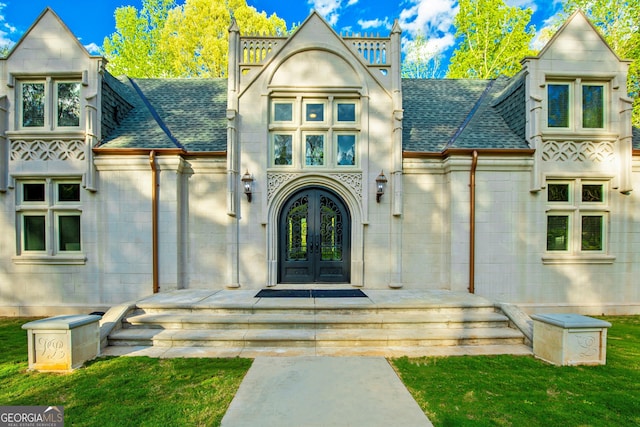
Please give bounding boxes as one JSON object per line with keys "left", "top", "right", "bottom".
{"left": 392, "top": 316, "right": 640, "bottom": 427}
{"left": 1, "top": 316, "right": 639, "bottom": 426}
{"left": 0, "top": 318, "right": 251, "bottom": 426}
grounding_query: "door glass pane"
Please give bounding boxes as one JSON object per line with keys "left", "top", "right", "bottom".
{"left": 337, "top": 103, "right": 356, "bottom": 122}
{"left": 320, "top": 195, "right": 343, "bottom": 261}
{"left": 548, "top": 84, "right": 569, "bottom": 128}
{"left": 547, "top": 215, "right": 568, "bottom": 251}
{"left": 306, "top": 104, "right": 324, "bottom": 121}
{"left": 57, "top": 82, "right": 81, "bottom": 127}
{"left": 58, "top": 183, "right": 81, "bottom": 202}
{"left": 285, "top": 197, "right": 308, "bottom": 261}
{"left": 305, "top": 135, "right": 324, "bottom": 166}
{"left": 24, "top": 215, "right": 46, "bottom": 251}
{"left": 337, "top": 135, "right": 356, "bottom": 166}
{"left": 22, "top": 83, "right": 45, "bottom": 127}
{"left": 273, "top": 134, "right": 292, "bottom": 165}
{"left": 23, "top": 183, "right": 45, "bottom": 202}
{"left": 59, "top": 215, "right": 81, "bottom": 251}
{"left": 582, "top": 85, "right": 603, "bottom": 128}
{"left": 581, "top": 216, "right": 602, "bottom": 251}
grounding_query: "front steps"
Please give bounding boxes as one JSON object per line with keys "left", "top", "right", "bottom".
{"left": 101, "top": 289, "right": 533, "bottom": 358}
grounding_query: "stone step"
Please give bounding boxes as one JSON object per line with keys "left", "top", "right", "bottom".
{"left": 101, "top": 343, "right": 534, "bottom": 358}
{"left": 123, "top": 311, "right": 510, "bottom": 330}
{"left": 108, "top": 327, "right": 525, "bottom": 348}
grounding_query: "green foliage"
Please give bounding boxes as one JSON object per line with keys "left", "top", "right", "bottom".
{"left": 102, "top": 0, "right": 176, "bottom": 78}
{"left": 446, "top": 0, "right": 535, "bottom": 79}
{"left": 0, "top": 318, "right": 251, "bottom": 426}
{"left": 558, "top": 0, "right": 640, "bottom": 127}
{"left": 402, "top": 33, "right": 445, "bottom": 79}
{"left": 102, "top": 0, "right": 287, "bottom": 78}
{"left": 393, "top": 315, "right": 640, "bottom": 426}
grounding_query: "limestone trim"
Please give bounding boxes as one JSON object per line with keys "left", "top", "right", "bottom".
{"left": 10, "top": 139, "right": 85, "bottom": 161}
{"left": 265, "top": 173, "right": 365, "bottom": 287}
{"left": 541, "top": 140, "right": 615, "bottom": 163}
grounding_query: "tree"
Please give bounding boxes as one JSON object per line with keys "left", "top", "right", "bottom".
{"left": 102, "top": 0, "right": 287, "bottom": 78}
{"left": 159, "top": 0, "right": 286, "bottom": 78}
{"left": 446, "top": 0, "right": 535, "bottom": 79}
{"left": 402, "top": 33, "right": 445, "bottom": 79}
{"left": 102, "top": 0, "right": 176, "bottom": 77}
{"left": 556, "top": 0, "right": 640, "bottom": 127}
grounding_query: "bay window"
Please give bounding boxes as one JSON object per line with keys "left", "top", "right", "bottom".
{"left": 19, "top": 79, "right": 81, "bottom": 130}
{"left": 546, "top": 80, "right": 606, "bottom": 131}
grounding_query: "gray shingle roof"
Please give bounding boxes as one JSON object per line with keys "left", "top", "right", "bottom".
{"left": 99, "top": 77, "right": 227, "bottom": 152}
{"left": 633, "top": 126, "right": 640, "bottom": 150}
{"left": 402, "top": 77, "right": 528, "bottom": 152}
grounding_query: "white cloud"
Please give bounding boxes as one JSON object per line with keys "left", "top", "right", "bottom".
{"left": 347, "top": 0, "right": 358, "bottom": 5}
{"left": 398, "top": 0, "right": 458, "bottom": 53}
{"left": 308, "top": 0, "right": 342, "bottom": 26}
{"left": 358, "top": 17, "right": 391, "bottom": 31}
{"left": 506, "top": 0, "right": 537, "bottom": 12}
{"left": 0, "top": 3, "right": 16, "bottom": 51}
{"left": 84, "top": 42, "right": 101, "bottom": 55}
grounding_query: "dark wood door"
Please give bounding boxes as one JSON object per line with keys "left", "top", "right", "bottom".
{"left": 279, "top": 188, "right": 350, "bottom": 283}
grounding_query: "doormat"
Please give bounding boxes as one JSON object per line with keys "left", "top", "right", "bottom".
{"left": 255, "top": 289, "right": 367, "bottom": 298}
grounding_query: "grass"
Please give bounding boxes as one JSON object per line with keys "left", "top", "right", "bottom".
{"left": 391, "top": 316, "right": 640, "bottom": 427}
{"left": 2, "top": 316, "right": 639, "bottom": 426}
{"left": 0, "top": 318, "right": 252, "bottom": 426}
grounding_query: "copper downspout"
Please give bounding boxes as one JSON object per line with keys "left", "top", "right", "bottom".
{"left": 469, "top": 150, "right": 478, "bottom": 294}
{"left": 149, "top": 151, "right": 159, "bottom": 294}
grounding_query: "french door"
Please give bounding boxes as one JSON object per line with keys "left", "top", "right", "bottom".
{"left": 279, "top": 188, "right": 350, "bottom": 283}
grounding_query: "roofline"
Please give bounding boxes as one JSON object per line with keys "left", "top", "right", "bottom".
{"left": 93, "top": 147, "right": 226, "bottom": 157}
{"left": 404, "top": 148, "right": 535, "bottom": 158}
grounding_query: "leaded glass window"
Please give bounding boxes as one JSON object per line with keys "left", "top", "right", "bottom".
{"left": 545, "top": 179, "right": 608, "bottom": 256}
{"left": 16, "top": 180, "right": 83, "bottom": 257}
{"left": 581, "top": 215, "right": 603, "bottom": 251}
{"left": 306, "top": 104, "right": 324, "bottom": 122}
{"left": 22, "top": 83, "right": 45, "bottom": 127}
{"left": 337, "top": 103, "right": 356, "bottom": 122}
{"left": 273, "top": 103, "right": 293, "bottom": 122}
{"left": 582, "top": 85, "right": 603, "bottom": 128}
{"left": 305, "top": 134, "right": 324, "bottom": 166}
{"left": 547, "top": 216, "right": 569, "bottom": 251}
{"left": 548, "top": 84, "right": 569, "bottom": 128}
{"left": 336, "top": 135, "right": 356, "bottom": 166}
{"left": 57, "top": 82, "right": 81, "bottom": 127}
{"left": 273, "top": 134, "right": 293, "bottom": 166}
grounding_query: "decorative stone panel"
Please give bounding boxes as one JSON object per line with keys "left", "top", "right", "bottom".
{"left": 267, "top": 172, "right": 362, "bottom": 202}
{"left": 541, "top": 140, "right": 614, "bottom": 163}
{"left": 11, "top": 139, "right": 85, "bottom": 161}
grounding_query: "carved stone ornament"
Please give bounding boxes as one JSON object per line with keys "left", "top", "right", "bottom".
{"left": 267, "top": 172, "right": 362, "bottom": 202}
{"left": 11, "top": 139, "right": 85, "bottom": 161}
{"left": 542, "top": 140, "right": 614, "bottom": 163}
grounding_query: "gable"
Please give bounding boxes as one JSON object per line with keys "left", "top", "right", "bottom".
{"left": 537, "top": 10, "right": 620, "bottom": 64}
{"left": 6, "top": 8, "right": 93, "bottom": 68}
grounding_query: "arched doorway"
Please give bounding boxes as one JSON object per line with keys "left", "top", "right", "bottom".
{"left": 278, "top": 187, "right": 351, "bottom": 283}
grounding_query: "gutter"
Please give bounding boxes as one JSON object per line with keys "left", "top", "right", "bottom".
{"left": 469, "top": 150, "right": 478, "bottom": 294}
{"left": 149, "top": 150, "right": 159, "bottom": 294}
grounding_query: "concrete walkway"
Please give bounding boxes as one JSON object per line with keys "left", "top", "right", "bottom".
{"left": 221, "top": 356, "right": 433, "bottom": 427}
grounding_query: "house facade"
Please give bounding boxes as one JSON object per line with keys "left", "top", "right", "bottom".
{"left": 0, "top": 8, "right": 638, "bottom": 316}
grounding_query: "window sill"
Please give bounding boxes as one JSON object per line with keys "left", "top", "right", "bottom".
{"left": 6, "top": 130, "right": 85, "bottom": 140}
{"left": 542, "top": 254, "right": 615, "bottom": 265}
{"left": 12, "top": 254, "right": 87, "bottom": 265}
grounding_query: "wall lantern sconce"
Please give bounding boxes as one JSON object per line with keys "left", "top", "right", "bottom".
{"left": 241, "top": 170, "right": 253, "bottom": 202}
{"left": 376, "top": 170, "right": 387, "bottom": 203}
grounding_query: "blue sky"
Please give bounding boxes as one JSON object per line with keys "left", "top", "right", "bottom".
{"left": 0, "top": 0, "right": 565, "bottom": 70}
